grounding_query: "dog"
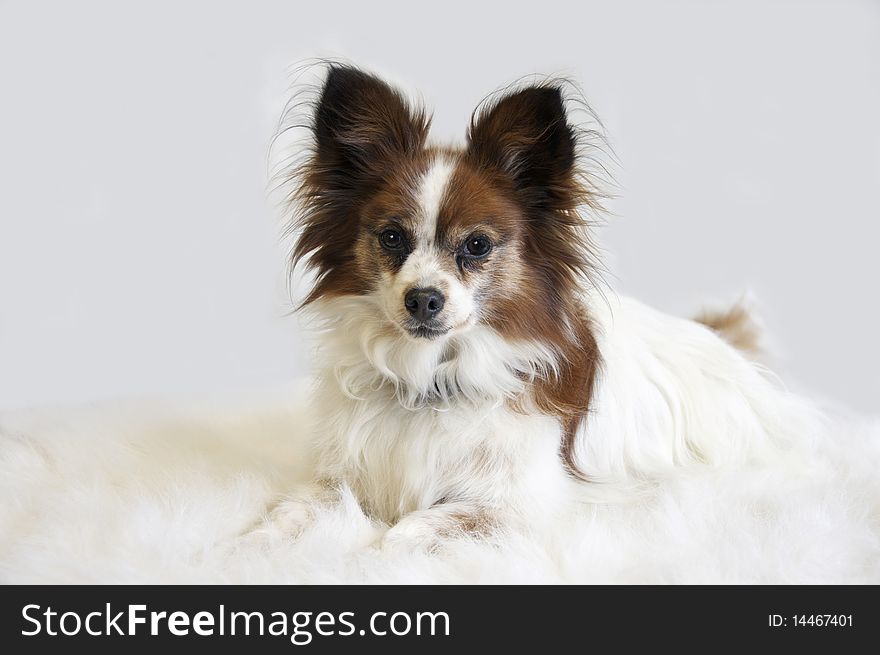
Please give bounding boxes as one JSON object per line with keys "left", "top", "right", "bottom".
{"left": 268, "top": 64, "right": 811, "bottom": 549}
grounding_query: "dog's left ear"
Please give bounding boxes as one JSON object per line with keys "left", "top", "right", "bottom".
{"left": 467, "top": 85, "right": 577, "bottom": 211}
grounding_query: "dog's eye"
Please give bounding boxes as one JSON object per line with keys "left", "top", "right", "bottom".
{"left": 379, "top": 228, "right": 405, "bottom": 251}
{"left": 464, "top": 235, "right": 492, "bottom": 258}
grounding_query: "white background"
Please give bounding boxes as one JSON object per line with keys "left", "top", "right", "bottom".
{"left": 1, "top": 0, "right": 877, "bottom": 413}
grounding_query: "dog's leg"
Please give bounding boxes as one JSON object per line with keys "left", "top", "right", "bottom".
{"left": 249, "top": 480, "right": 343, "bottom": 540}
{"left": 377, "top": 502, "right": 495, "bottom": 552}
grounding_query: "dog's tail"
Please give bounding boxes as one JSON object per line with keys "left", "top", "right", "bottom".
{"left": 694, "top": 294, "right": 763, "bottom": 357}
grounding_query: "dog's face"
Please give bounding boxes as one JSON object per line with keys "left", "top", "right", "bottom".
{"left": 356, "top": 154, "right": 525, "bottom": 340}
{"left": 294, "top": 65, "right": 592, "bottom": 346}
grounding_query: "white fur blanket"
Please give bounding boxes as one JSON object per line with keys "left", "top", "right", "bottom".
{"left": 1, "top": 383, "right": 878, "bottom": 584}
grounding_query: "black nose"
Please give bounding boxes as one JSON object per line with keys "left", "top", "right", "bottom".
{"left": 404, "top": 287, "right": 445, "bottom": 322}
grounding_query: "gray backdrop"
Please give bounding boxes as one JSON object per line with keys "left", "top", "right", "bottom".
{"left": 1, "top": 0, "right": 877, "bottom": 413}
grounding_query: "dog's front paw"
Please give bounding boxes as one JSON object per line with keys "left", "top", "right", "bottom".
{"left": 377, "top": 514, "right": 445, "bottom": 554}
{"left": 376, "top": 504, "right": 493, "bottom": 553}
{"left": 246, "top": 483, "right": 339, "bottom": 543}
{"left": 263, "top": 496, "right": 319, "bottom": 538}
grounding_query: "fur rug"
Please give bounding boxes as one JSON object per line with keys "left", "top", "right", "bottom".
{"left": 1, "top": 381, "right": 878, "bottom": 584}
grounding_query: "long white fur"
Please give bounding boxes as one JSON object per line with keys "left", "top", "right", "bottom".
{"left": 575, "top": 292, "right": 822, "bottom": 486}
{"left": 308, "top": 293, "right": 569, "bottom": 526}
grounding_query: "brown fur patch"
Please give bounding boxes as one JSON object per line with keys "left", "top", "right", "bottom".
{"left": 353, "top": 154, "right": 435, "bottom": 277}
{"left": 434, "top": 159, "right": 528, "bottom": 293}
{"left": 695, "top": 300, "right": 762, "bottom": 356}
{"left": 531, "top": 310, "right": 599, "bottom": 480}
{"left": 435, "top": 507, "right": 496, "bottom": 539}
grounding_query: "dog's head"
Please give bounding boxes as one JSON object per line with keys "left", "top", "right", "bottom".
{"left": 292, "top": 65, "right": 597, "bottom": 349}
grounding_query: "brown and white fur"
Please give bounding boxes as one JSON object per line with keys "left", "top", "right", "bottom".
{"left": 271, "top": 65, "right": 814, "bottom": 549}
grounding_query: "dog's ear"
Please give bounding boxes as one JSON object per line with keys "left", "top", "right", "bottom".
{"left": 467, "top": 85, "right": 577, "bottom": 211}
{"left": 313, "top": 65, "right": 429, "bottom": 185}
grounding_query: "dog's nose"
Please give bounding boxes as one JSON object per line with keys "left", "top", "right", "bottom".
{"left": 404, "top": 287, "right": 445, "bottom": 322}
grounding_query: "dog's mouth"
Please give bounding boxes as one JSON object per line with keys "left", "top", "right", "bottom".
{"left": 403, "top": 322, "right": 450, "bottom": 340}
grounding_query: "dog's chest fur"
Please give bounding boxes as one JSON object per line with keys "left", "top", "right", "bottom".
{"left": 311, "top": 378, "right": 571, "bottom": 525}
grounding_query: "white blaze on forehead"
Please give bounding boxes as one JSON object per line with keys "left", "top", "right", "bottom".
{"left": 379, "top": 154, "right": 475, "bottom": 332}
{"left": 413, "top": 155, "right": 456, "bottom": 248}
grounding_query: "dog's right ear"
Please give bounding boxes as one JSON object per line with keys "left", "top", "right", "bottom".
{"left": 312, "top": 65, "right": 429, "bottom": 186}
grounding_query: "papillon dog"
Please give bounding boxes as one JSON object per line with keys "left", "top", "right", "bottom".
{"left": 272, "top": 64, "right": 809, "bottom": 549}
